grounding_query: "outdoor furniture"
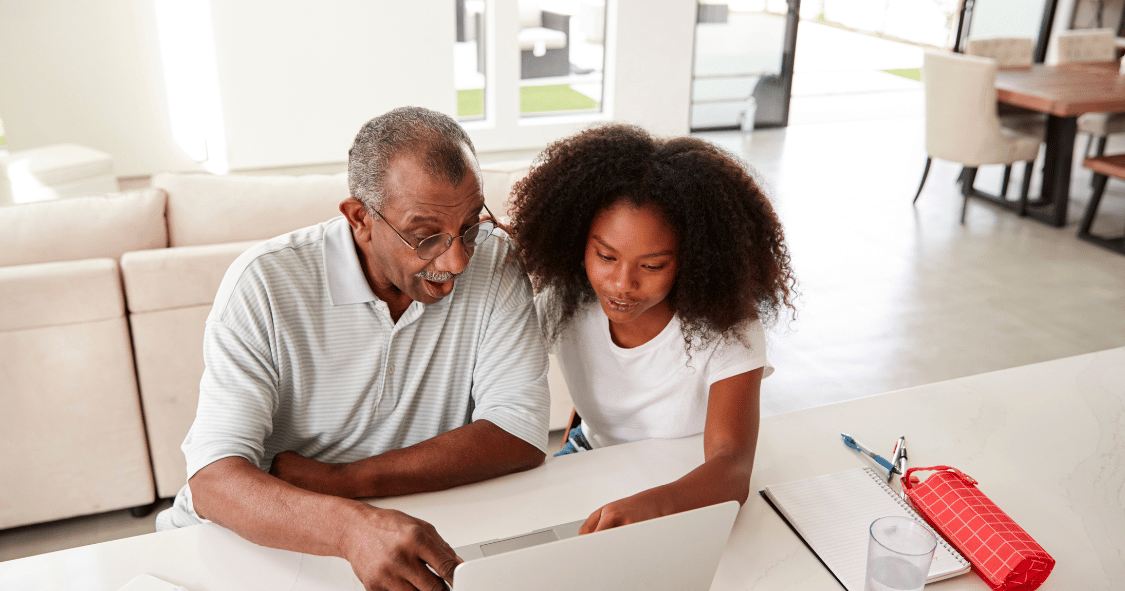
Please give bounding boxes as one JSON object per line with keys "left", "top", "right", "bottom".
{"left": 994, "top": 61, "right": 1125, "bottom": 226}
{"left": 964, "top": 37, "right": 1045, "bottom": 197}
{"left": 697, "top": 1, "right": 729, "bottom": 23}
{"left": 1078, "top": 154, "right": 1125, "bottom": 254}
{"left": 914, "top": 51, "right": 1041, "bottom": 224}
{"left": 1053, "top": 29, "right": 1125, "bottom": 160}
{"left": 518, "top": 0, "right": 570, "bottom": 79}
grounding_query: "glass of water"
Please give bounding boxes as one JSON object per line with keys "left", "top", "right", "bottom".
{"left": 864, "top": 516, "right": 938, "bottom": 591}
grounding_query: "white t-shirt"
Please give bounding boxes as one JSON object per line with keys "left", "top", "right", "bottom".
{"left": 551, "top": 301, "right": 772, "bottom": 449}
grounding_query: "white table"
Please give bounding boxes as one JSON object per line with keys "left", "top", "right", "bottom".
{"left": 2, "top": 348, "right": 1122, "bottom": 590}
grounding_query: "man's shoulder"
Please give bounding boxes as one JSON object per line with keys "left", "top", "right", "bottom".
{"left": 463, "top": 230, "right": 526, "bottom": 287}
{"left": 211, "top": 219, "right": 338, "bottom": 317}
{"left": 240, "top": 219, "right": 336, "bottom": 271}
{"left": 439, "top": 230, "right": 532, "bottom": 318}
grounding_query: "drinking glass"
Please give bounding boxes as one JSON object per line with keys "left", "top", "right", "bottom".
{"left": 864, "top": 516, "right": 937, "bottom": 591}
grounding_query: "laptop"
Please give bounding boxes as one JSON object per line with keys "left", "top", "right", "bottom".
{"left": 450, "top": 500, "right": 740, "bottom": 591}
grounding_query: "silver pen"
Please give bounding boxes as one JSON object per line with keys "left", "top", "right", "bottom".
{"left": 893, "top": 436, "right": 908, "bottom": 498}
{"left": 888, "top": 436, "right": 906, "bottom": 484}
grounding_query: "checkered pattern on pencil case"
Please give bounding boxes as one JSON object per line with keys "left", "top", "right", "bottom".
{"left": 904, "top": 467, "right": 1055, "bottom": 591}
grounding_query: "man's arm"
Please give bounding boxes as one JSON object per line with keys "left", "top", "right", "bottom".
{"left": 269, "top": 418, "right": 544, "bottom": 498}
{"left": 190, "top": 456, "right": 461, "bottom": 591}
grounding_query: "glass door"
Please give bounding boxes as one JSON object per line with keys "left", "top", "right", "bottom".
{"left": 690, "top": 0, "right": 801, "bottom": 131}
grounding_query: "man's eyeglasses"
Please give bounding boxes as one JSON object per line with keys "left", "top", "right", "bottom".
{"left": 371, "top": 203, "right": 498, "bottom": 261}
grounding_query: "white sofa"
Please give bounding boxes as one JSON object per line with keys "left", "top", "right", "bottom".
{"left": 1, "top": 166, "right": 573, "bottom": 526}
{"left": 0, "top": 190, "right": 166, "bottom": 529}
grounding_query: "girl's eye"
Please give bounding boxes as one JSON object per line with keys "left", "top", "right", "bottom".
{"left": 643, "top": 265, "right": 665, "bottom": 271}
{"left": 596, "top": 252, "right": 614, "bottom": 261}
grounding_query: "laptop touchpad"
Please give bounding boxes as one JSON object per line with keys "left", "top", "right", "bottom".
{"left": 480, "top": 529, "right": 560, "bottom": 556}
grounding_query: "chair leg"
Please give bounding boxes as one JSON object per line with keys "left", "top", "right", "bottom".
{"left": 913, "top": 157, "right": 932, "bottom": 204}
{"left": 1084, "top": 133, "right": 1095, "bottom": 158}
{"left": 1000, "top": 165, "right": 1012, "bottom": 198}
{"left": 1079, "top": 173, "right": 1109, "bottom": 236}
{"left": 1018, "top": 160, "right": 1034, "bottom": 216}
{"left": 1089, "top": 136, "right": 1109, "bottom": 189}
{"left": 1095, "top": 136, "right": 1108, "bottom": 157}
{"left": 961, "top": 167, "right": 978, "bottom": 225}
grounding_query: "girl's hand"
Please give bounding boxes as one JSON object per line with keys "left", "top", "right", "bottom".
{"left": 579, "top": 487, "right": 674, "bottom": 534}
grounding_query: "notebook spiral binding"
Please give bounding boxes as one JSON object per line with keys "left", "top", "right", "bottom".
{"left": 860, "top": 466, "right": 968, "bottom": 566}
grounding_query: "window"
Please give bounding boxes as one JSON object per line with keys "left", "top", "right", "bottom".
{"left": 456, "top": 0, "right": 488, "bottom": 121}
{"left": 516, "top": 0, "right": 606, "bottom": 117}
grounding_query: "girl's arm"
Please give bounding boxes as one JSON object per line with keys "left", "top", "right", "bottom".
{"left": 579, "top": 367, "right": 762, "bottom": 533}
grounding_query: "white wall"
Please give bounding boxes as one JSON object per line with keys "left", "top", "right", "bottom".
{"left": 210, "top": 1, "right": 455, "bottom": 171}
{"left": 0, "top": 0, "right": 697, "bottom": 177}
{"left": 0, "top": 0, "right": 200, "bottom": 177}
{"left": 611, "top": 0, "right": 696, "bottom": 135}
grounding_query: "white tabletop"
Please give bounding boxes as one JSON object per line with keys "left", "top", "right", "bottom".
{"left": 2, "top": 347, "right": 1122, "bottom": 590}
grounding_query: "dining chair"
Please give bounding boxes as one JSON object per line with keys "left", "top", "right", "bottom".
{"left": 964, "top": 37, "right": 1045, "bottom": 196}
{"left": 1055, "top": 28, "right": 1125, "bottom": 159}
{"left": 1078, "top": 154, "right": 1125, "bottom": 254}
{"left": 914, "top": 51, "right": 1042, "bottom": 224}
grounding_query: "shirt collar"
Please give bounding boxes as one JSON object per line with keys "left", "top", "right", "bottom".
{"left": 325, "top": 216, "right": 378, "bottom": 306}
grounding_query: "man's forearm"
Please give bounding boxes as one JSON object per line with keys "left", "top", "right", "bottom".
{"left": 339, "top": 419, "right": 544, "bottom": 499}
{"left": 190, "top": 456, "right": 361, "bottom": 557}
{"left": 192, "top": 456, "right": 465, "bottom": 589}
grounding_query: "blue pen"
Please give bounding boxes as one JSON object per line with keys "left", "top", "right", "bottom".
{"left": 841, "top": 433, "right": 898, "bottom": 474}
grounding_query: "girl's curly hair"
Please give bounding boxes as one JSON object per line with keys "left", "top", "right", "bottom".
{"left": 508, "top": 123, "right": 797, "bottom": 350}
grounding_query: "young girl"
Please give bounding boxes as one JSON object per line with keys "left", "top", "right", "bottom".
{"left": 508, "top": 123, "right": 796, "bottom": 534}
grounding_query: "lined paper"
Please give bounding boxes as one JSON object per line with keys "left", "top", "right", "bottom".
{"left": 763, "top": 467, "right": 969, "bottom": 591}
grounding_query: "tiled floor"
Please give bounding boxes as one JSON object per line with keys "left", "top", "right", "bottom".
{"left": 6, "top": 103, "right": 1125, "bottom": 564}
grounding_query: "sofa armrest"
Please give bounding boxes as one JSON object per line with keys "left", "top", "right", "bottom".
{"left": 0, "top": 258, "right": 124, "bottom": 332}
{"left": 121, "top": 240, "right": 262, "bottom": 313}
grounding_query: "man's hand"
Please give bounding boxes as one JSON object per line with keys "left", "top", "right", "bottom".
{"left": 342, "top": 505, "right": 463, "bottom": 591}
{"left": 269, "top": 451, "right": 352, "bottom": 497}
{"left": 578, "top": 487, "right": 674, "bottom": 535}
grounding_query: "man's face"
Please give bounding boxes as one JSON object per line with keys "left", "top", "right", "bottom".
{"left": 354, "top": 149, "right": 485, "bottom": 306}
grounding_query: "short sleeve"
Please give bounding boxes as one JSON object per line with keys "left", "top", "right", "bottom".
{"left": 706, "top": 319, "right": 773, "bottom": 386}
{"left": 182, "top": 274, "right": 281, "bottom": 479}
{"left": 470, "top": 259, "right": 551, "bottom": 453}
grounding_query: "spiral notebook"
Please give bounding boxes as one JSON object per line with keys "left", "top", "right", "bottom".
{"left": 761, "top": 466, "right": 970, "bottom": 591}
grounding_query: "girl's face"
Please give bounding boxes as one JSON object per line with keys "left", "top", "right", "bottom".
{"left": 584, "top": 201, "right": 678, "bottom": 330}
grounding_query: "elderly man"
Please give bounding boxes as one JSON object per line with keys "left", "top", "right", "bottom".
{"left": 156, "top": 107, "right": 550, "bottom": 591}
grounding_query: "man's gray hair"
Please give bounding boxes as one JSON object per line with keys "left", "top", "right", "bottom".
{"left": 348, "top": 106, "right": 479, "bottom": 212}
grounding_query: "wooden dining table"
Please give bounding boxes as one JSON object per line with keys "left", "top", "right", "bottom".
{"left": 995, "top": 61, "right": 1125, "bottom": 227}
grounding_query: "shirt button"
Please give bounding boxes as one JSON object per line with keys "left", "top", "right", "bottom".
{"left": 387, "top": 365, "right": 395, "bottom": 375}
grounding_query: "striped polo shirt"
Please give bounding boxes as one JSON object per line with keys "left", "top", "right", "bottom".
{"left": 167, "top": 216, "right": 549, "bottom": 525}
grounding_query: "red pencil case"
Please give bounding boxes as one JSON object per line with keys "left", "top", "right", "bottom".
{"left": 902, "top": 466, "right": 1054, "bottom": 591}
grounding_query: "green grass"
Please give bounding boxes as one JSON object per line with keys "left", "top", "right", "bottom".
{"left": 458, "top": 85, "right": 600, "bottom": 118}
{"left": 520, "top": 84, "right": 599, "bottom": 113}
{"left": 883, "top": 68, "right": 921, "bottom": 81}
{"left": 458, "top": 89, "right": 484, "bottom": 118}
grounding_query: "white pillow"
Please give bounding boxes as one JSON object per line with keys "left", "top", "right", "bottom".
{"left": 0, "top": 189, "right": 167, "bottom": 267}
{"left": 154, "top": 172, "right": 348, "bottom": 247}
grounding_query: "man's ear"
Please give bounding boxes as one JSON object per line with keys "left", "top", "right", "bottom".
{"left": 340, "top": 198, "right": 372, "bottom": 242}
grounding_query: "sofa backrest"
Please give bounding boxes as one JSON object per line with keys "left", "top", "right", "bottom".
{"left": 0, "top": 189, "right": 168, "bottom": 267}
{"left": 153, "top": 172, "right": 349, "bottom": 248}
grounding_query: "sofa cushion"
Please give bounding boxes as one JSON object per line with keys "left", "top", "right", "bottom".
{"left": 0, "top": 258, "right": 125, "bottom": 332}
{"left": 121, "top": 240, "right": 262, "bottom": 313}
{"left": 0, "top": 316, "right": 154, "bottom": 528}
{"left": 154, "top": 172, "right": 348, "bottom": 247}
{"left": 0, "top": 189, "right": 167, "bottom": 267}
